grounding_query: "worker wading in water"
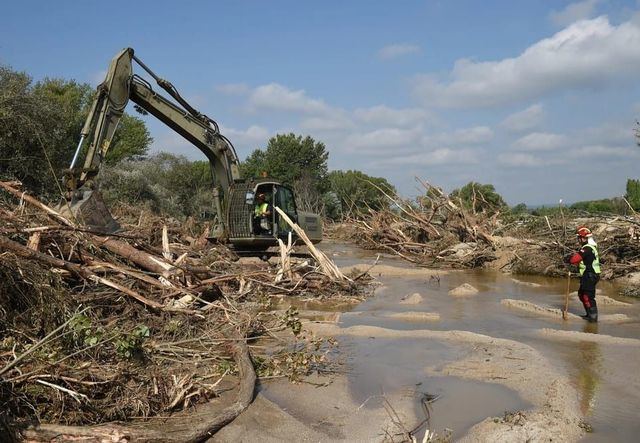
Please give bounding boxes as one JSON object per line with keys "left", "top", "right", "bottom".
{"left": 566, "top": 226, "right": 601, "bottom": 322}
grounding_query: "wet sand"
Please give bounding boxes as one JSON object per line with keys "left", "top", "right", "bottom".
{"left": 501, "top": 298, "right": 631, "bottom": 323}
{"left": 341, "top": 263, "right": 448, "bottom": 277}
{"left": 538, "top": 328, "right": 640, "bottom": 346}
{"left": 305, "top": 323, "right": 583, "bottom": 441}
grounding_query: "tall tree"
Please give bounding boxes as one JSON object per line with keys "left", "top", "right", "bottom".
{"left": 241, "top": 133, "right": 329, "bottom": 211}
{"left": 327, "top": 170, "right": 395, "bottom": 219}
{"left": 242, "top": 133, "right": 328, "bottom": 187}
{"left": 107, "top": 113, "right": 153, "bottom": 164}
{"left": 0, "top": 65, "right": 152, "bottom": 198}
{"left": 625, "top": 179, "right": 640, "bottom": 210}
{"left": 240, "top": 149, "right": 267, "bottom": 179}
{"left": 0, "top": 68, "right": 83, "bottom": 196}
{"left": 450, "top": 182, "right": 507, "bottom": 215}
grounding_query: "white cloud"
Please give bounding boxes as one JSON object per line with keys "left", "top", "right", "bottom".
{"left": 380, "top": 148, "right": 480, "bottom": 166}
{"left": 431, "top": 126, "right": 494, "bottom": 146}
{"left": 567, "top": 144, "right": 639, "bottom": 157}
{"left": 151, "top": 131, "right": 208, "bottom": 160}
{"left": 513, "top": 132, "right": 569, "bottom": 151}
{"left": 498, "top": 152, "right": 541, "bottom": 167}
{"left": 220, "top": 125, "right": 270, "bottom": 147}
{"left": 153, "top": 132, "right": 187, "bottom": 152}
{"left": 500, "top": 104, "right": 545, "bottom": 133}
{"left": 412, "top": 16, "right": 640, "bottom": 108}
{"left": 342, "top": 125, "right": 491, "bottom": 154}
{"left": 248, "top": 83, "right": 331, "bottom": 114}
{"left": 583, "top": 122, "right": 634, "bottom": 145}
{"left": 300, "top": 115, "right": 354, "bottom": 132}
{"left": 354, "top": 105, "right": 430, "bottom": 127}
{"left": 216, "top": 83, "right": 250, "bottom": 95}
{"left": 549, "top": 0, "right": 602, "bottom": 27}
{"left": 344, "top": 127, "right": 423, "bottom": 153}
{"left": 151, "top": 125, "right": 270, "bottom": 159}
{"left": 378, "top": 43, "right": 421, "bottom": 60}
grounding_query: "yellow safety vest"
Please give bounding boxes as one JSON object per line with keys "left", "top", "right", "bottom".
{"left": 254, "top": 202, "right": 269, "bottom": 217}
{"left": 579, "top": 244, "right": 601, "bottom": 276}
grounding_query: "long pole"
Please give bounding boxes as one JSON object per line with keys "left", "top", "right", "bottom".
{"left": 563, "top": 271, "right": 571, "bottom": 320}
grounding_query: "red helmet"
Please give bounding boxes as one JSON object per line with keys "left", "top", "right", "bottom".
{"left": 576, "top": 226, "right": 592, "bottom": 238}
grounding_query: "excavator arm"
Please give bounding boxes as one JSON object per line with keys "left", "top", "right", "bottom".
{"left": 65, "top": 48, "right": 240, "bottom": 238}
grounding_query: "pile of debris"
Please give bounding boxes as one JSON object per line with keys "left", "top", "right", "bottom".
{"left": 332, "top": 179, "right": 640, "bottom": 281}
{"left": 335, "top": 180, "right": 498, "bottom": 268}
{"left": 477, "top": 210, "right": 640, "bottom": 281}
{"left": 0, "top": 181, "right": 364, "bottom": 441}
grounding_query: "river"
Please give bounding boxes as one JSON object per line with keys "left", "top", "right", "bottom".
{"left": 217, "top": 240, "right": 640, "bottom": 442}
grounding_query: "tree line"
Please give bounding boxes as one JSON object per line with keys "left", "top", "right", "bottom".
{"left": 0, "top": 65, "right": 395, "bottom": 220}
{"left": 2, "top": 63, "right": 639, "bottom": 220}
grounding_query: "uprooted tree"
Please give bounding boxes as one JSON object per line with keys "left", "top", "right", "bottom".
{"left": 0, "top": 180, "right": 364, "bottom": 440}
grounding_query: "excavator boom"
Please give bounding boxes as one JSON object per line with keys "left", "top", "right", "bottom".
{"left": 63, "top": 48, "right": 240, "bottom": 238}
{"left": 62, "top": 47, "right": 323, "bottom": 249}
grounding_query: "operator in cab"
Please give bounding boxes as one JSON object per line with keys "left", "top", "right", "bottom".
{"left": 253, "top": 193, "right": 272, "bottom": 235}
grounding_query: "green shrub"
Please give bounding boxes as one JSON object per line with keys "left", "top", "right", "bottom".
{"left": 100, "top": 152, "right": 214, "bottom": 219}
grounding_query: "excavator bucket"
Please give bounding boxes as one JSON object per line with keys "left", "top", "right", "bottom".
{"left": 58, "top": 190, "right": 120, "bottom": 233}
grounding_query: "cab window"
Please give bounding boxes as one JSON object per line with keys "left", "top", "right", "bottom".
{"left": 275, "top": 186, "right": 297, "bottom": 216}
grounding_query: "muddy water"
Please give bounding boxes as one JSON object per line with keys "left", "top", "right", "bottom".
{"left": 319, "top": 240, "right": 640, "bottom": 441}
{"left": 342, "top": 335, "right": 530, "bottom": 438}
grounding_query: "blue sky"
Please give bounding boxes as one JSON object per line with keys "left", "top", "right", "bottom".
{"left": 2, "top": 0, "right": 640, "bottom": 204}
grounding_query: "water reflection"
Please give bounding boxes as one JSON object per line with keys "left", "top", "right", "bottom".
{"left": 318, "top": 240, "right": 640, "bottom": 440}
{"left": 570, "top": 323, "right": 603, "bottom": 416}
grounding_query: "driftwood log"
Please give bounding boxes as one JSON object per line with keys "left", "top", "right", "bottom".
{"left": 0, "top": 234, "right": 165, "bottom": 309}
{"left": 0, "top": 181, "right": 178, "bottom": 277}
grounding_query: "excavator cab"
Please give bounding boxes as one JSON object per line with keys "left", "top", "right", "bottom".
{"left": 225, "top": 179, "right": 322, "bottom": 253}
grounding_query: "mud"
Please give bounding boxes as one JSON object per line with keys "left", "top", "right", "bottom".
{"left": 212, "top": 393, "right": 327, "bottom": 442}
{"left": 384, "top": 311, "right": 440, "bottom": 322}
{"left": 448, "top": 283, "right": 479, "bottom": 296}
{"left": 538, "top": 328, "right": 640, "bottom": 346}
{"left": 399, "top": 292, "right": 424, "bottom": 304}
{"left": 501, "top": 298, "right": 631, "bottom": 323}
{"left": 501, "top": 297, "right": 577, "bottom": 318}
{"left": 510, "top": 277, "right": 542, "bottom": 287}
{"left": 304, "top": 324, "right": 582, "bottom": 442}
{"left": 341, "top": 263, "right": 447, "bottom": 277}
{"left": 569, "top": 292, "right": 632, "bottom": 307}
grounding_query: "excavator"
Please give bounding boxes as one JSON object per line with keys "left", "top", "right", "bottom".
{"left": 61, "top": 47, "right": 322, "bottom": 254}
